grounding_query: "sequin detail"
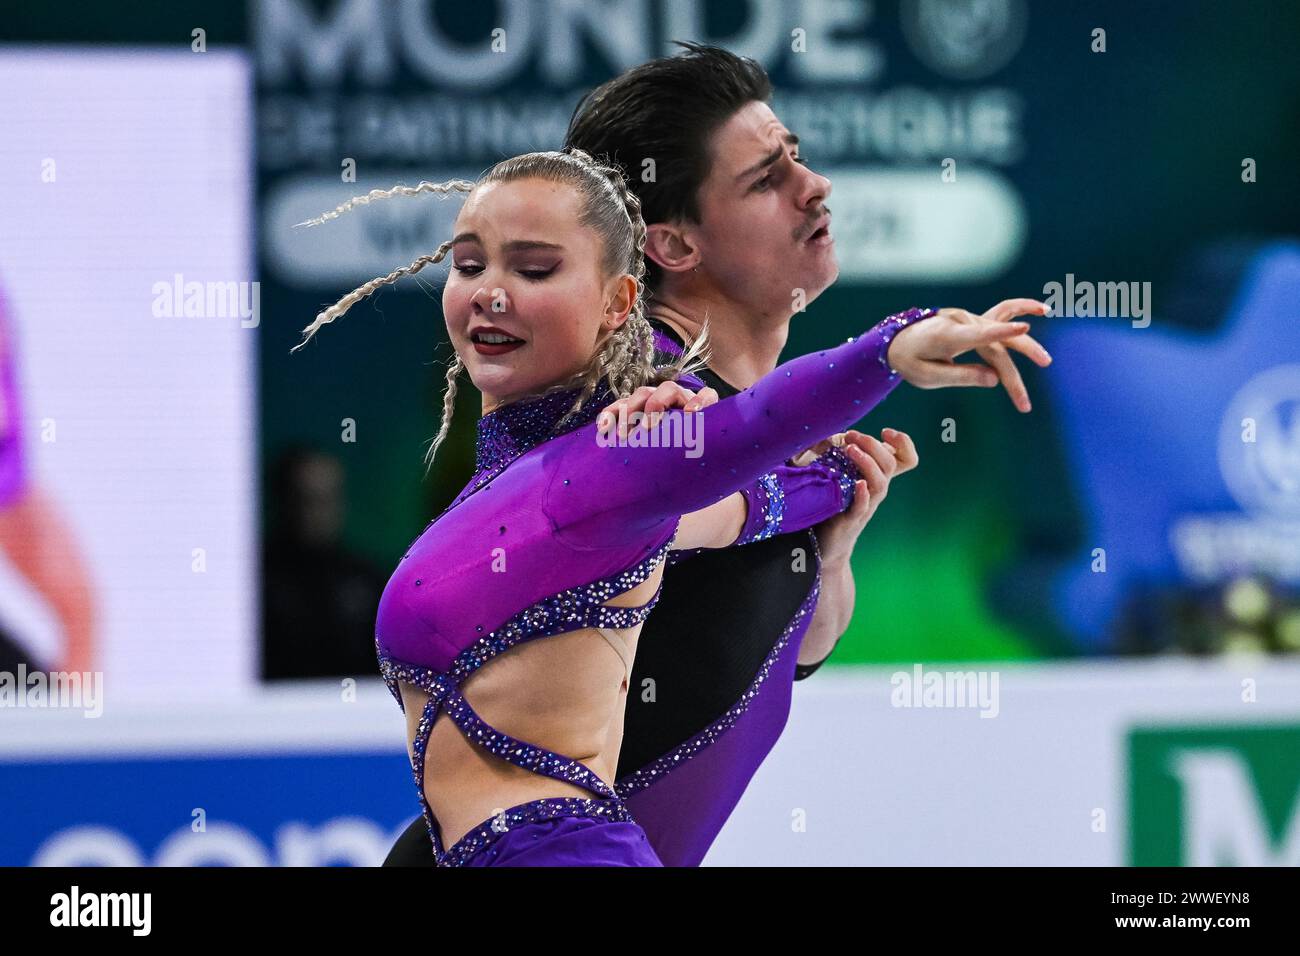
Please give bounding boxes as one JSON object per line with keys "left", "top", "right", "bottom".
{"left": 434, "top": 384, "right": 615, "bottom": 524}
{"left": 475, "top": 387, "right": 612, "bottom": 474}
{"left": 616, "top": 536, "right": 824, "bottom": 799}
{"left": 445, "top": 537, "right": 673, "bottom": 684}
{"left": 735, "top": 471, "right": 786, "bottom": 544}
{"left": 441, "top": 685, "right": 618, "bottom": 799}
{"left": 818, "top": 445, "right": 862, "bottom": 510}
{"left": 873, "top": 307, "right": 939, "bottom": 378}
{"left": 375, "top": 537, "right": 672, "bottom": 865}
{"left": 440, "top": 797, "right": 636, "bottom": 868}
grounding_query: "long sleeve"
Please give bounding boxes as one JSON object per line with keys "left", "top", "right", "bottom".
{"left": 733, "top": 447, "right": 860, "bottom": 546}
{"left": 542, "top": 308, "right": 935, "bottom": 548}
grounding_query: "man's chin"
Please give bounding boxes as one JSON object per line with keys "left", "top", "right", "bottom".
{"left": 798, "top": 260, "right": 839, "bottom": 306}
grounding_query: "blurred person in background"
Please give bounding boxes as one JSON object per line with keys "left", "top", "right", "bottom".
{"left": 262, "top": 445, "right": 385, "bottom": 680}
{"left": 0, "top": 280, "right": 97, "bottom": 674}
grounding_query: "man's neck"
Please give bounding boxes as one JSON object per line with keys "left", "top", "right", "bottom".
{"left": 648, "top": 286, "right": 791, "bottom": 391}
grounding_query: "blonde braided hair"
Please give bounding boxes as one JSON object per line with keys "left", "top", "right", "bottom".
{"left": 291, "top": 149, "right": 710, "bottom": 475}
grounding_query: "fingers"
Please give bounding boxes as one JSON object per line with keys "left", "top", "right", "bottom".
{"left": 596, "top": 403, "right": 622, "bottom": 438}
{"left": 606, "top": 385, "right": 654, "bottom": 438}
{"left": 917, "top": 360, "right": 1000, "bottom": 389}
{"left": 601, "top": 381, "right": 716, "bottom": 438}
{"left": 954, "top": 320, "right": 1032, "bottom": 352}
{"left": 976, "top": 342, "right": 1032, "bottom": 413}
{"left": 844, "top": 441, "right": 889, "bottom": 505}
{"left": 791, "top": 432, "right": 843, "bottom": 467}
{"left": 849, "top": 478, "right": 872, "bottom": 519}
{"left": 982, "top": 298, "right": 1050, "bottom": 323}
{"left": 643, "top": 380, "right": 694, "bottom": 418}
{"left": 843, "top": 430, "right": 898, "bottom": 479}
{"left": 880, "top": 427, "right": 918, "bottom": 473}
{"left": 624, "top": 385, "right": 659, "bottom": 416}
{"left": 790, "top": 449, "right": 816, "bottom": 467}
{"left": 1003, "top": 330, "right": 1053, "bottom": 367}
{"left": 685, "top": 386, "right": 719, "bottom": 412}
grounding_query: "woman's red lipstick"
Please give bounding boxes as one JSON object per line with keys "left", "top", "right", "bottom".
{"left": 470, "top": 325, "right": 526, "bottom": 356}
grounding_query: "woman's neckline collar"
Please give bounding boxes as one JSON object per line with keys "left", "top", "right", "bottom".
{"left": 473, "top": 383, "right": 611, "bottom": 473}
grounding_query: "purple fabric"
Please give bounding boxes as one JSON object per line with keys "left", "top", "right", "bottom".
{"left": 651, "top": 325, "right": 685, "bottom": 359}
{"left": 0, "top": 285, "right": 28, "bottom": 509}
{"left": 619, "top": 572, "right": 820, "bottom": 866}
{"left": 460, "top": 816, "right": 663, "bottom": 867}
{"left": 654, "top": 320, "right": 858, "bottom": 551}
{"left": 376, "top": 312, "right": 933, "bottom": 865}
{"left": 376, "top": 317, "right": 920, "bottom": 671}
{"left": 734, "top": 456, "right": 859, "bottom": 545}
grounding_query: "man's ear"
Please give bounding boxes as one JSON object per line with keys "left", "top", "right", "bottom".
{"left": 644, "top": 221, "right": 701, "bottom": 276}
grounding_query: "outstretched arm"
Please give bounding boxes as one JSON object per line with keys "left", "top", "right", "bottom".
{"left": 546, "top": 301, "right": 1047, "bottom": 547}
{"left": 599, "top": 385, "right": 864, "bottom": 554}
{"left": 544, "top": 308, "right": 937, "bottom": 544}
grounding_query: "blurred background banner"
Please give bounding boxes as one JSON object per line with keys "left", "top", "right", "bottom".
{"left": 0, "top": 48, "right": 256, "bottom": 697}
{"left": 4, "top": 662, "right": 1298, "bottom": 866}
{"left": 1, "top": 0, "right": 1298, "bottom": 866}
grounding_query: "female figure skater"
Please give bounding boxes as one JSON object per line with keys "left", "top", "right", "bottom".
{"left": 292, "top": 148, "right": 1046, "bottom": 866}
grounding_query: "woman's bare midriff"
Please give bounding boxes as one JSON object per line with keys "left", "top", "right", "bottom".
{"left": 396, "top": 565, "right": 662, "bottom": 852}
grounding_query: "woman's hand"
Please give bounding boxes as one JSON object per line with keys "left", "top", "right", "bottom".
{"left": 887, "top": 299, "right": 1053, "bottom": 412}
{"left": 597, "top": 380, "right": 720, "bottom": 440}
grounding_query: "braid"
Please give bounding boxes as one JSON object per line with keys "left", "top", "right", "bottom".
{"left": 294, "top": 179, "right": 475, "bottom": 227}
{"left": 289, "top": 240, "right": 454, "bottom": 354}
{"left": 288, "top": 176, "right": 477, "bottom": 352}
{"left": 551, "top": 148, "right": 710, "bottom": 427}
{"left": 422, "top": 351, "right": 464, "bottom": 477}
{"left": 290, "top": 153, "right": 713, "bottom": 475}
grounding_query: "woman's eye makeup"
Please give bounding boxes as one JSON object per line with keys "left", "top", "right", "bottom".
{"left": 449, "top": 255, "right": 558, "bottom": 279}
{"left": 518, "top": 264, "right": 557, "bottom": 281}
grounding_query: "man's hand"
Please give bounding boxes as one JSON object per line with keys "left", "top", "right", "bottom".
{"left": 597, "top": 380, "right": 720, "bottom": 440}
{"left": 814, "top": 428, "right": 918, "bottom": 566}
{"left": 799, "top": 428, "right": 918, "bottom": 666}
{"left": 887, "top": 298, "right": 1053, "bottom": 412}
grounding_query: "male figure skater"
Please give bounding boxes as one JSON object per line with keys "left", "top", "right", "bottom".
{"left": 385, "top": 43, "right": 1042, "bottom": 866}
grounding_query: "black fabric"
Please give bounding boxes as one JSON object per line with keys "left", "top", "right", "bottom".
{"left": 793, "top": 636, "right": 838, "bottom": 681}
{"left": 615, "top": 318, "right": 821, "bottom": 774}
{"left": 380, "top": 318, "right": 826, "bottom": 866}
{"left": 383, "top": 817, "right": 435, "bottom": 867}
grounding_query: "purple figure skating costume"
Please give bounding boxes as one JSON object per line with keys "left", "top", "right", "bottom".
{"left": 375, "top": 308, "right": 936, "bottom": 866}
{"left": 0, "top": 286, "right": 28, "bottom": 509}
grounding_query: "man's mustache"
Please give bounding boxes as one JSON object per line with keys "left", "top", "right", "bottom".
{"left": 796, "top": 206, "right": 832, "bottom": 242}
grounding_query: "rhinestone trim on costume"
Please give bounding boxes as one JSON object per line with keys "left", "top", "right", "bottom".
{"left": 735, "top": 471, "right": 786, "bottom": 544}
{"left": 872, "top": 306, "right": 939, "bottom": 378}
{"left": 375, "top": 525, "right": 673, "bottom": 865}
{"left": 445, "top": 536, "right": 673, "bottom": 683}
{"left": 439, "top": 796, "right": 636, "bottom": 868}
{"left": 615, "top": 536, "right": 824, "bottom": 799}
{"left": 440, "top": 684, "right": 619, "bottom": 799}
{"left": 817, "top": 445, "right": 862, "bottom": 511}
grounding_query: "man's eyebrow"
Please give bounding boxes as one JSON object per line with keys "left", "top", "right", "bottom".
{"left": 450, "top": 233, "right": 564, "bottom": 252}
{"left": 735, "top": 132, "right": 800, "bottom": 182}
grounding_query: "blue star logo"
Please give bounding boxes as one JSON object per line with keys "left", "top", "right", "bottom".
{"left": 1042, "top": 243, "right": 1300, "bottom": 650}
